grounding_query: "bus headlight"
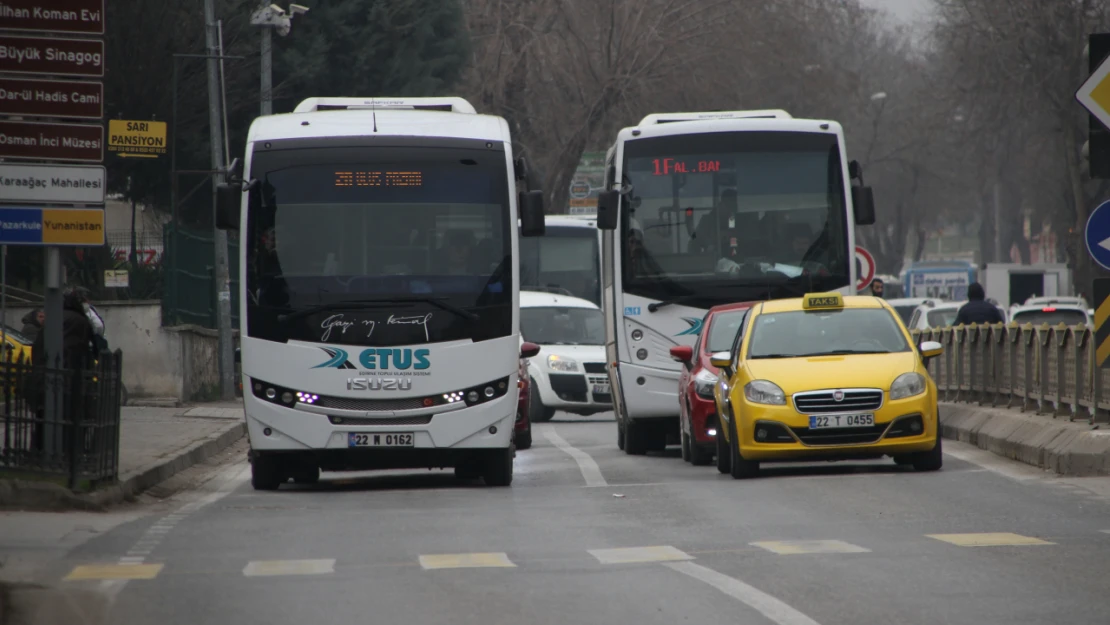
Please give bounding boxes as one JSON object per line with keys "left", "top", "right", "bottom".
{"left": 547, "top": 355, "right": 579, "bottom": 372}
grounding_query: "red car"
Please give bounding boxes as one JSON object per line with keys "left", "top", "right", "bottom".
{"left": 669, "top": 302, "right": 756, "bottom": 465}
{"left": 515, "top": 354, "right": 533, "bottom": 450}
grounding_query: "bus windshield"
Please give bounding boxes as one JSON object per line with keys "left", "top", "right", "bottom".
{"left": 621, "top": 131, "right": 850, "bottom": 304}
{"left": 519, "top": 225, "right": 600, "bottom": 305}
{"left": 245, "top": 145, "right": 512, "bottom": 347}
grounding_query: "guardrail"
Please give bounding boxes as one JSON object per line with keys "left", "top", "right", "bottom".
{"left": 912, "top": 324, "right": 1107, "bottom": 424}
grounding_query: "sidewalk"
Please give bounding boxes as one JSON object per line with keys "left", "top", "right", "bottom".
{"left": 0, "top": 402, "right": 246, "bottom": 512}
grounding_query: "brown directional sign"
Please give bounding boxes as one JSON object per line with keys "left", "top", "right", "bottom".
{"left": 0, "top": 34, "right": 103, "bottom": 77}
{"left": 0, "top": 0, "right": 105, "bottom": 35}
{"left": 0, "top": 120, "right": 103, "bottom": 162}
{"left": 0, "top": 77, "right": 102, "bottom": 119}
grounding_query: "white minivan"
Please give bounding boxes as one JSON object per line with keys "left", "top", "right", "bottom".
{"left": 520, "top": 291, "right": 609, "bottom": 422}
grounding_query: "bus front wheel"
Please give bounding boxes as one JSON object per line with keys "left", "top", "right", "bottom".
{"left": 251, "top": 453, "right": 283, "bottom": 491}
{"left": 483, "top": 447, "right": 514, "bottom": 486}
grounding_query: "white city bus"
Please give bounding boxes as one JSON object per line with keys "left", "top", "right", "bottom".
{"left": 594, "top": 109, "right": 875, "bottom": 454}
{"left": 216, "top": 97, "right": 545, "bottom": 489}
{"left": 519, "top": 214, "right": 602, "bottom": 306}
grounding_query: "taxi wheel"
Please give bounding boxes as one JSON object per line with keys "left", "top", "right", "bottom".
{"left": 911, "top": 435, "right": 943, "bottom": 472}
{"left": 715, "top": 424, "right": 731, "bottom": 474}
{"left": 624, "top": 419, "right": 647, "bottom": 455}
{"left": 728, "top": 416, "right": 759, "bottom": 479}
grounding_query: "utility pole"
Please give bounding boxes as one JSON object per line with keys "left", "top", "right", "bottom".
{"left": 261, "top": 25, "right": 272, "bottom": 115}
{"left": 993, "top": 181, "right": 1002, "bottom": 264}
{"left": 204, "top": 0, "right": 236, "bottom": 400}
{"left": 252, "top": 3, "right": 308, "bottom": 116}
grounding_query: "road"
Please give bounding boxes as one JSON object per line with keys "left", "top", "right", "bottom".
{"left": 54, "top": 413, "right": 1110, "bottom": 625}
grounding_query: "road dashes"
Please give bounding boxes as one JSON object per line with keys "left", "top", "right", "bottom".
{"left": 926, "top": 532, "right": 1054, "bottom": 547}
{"left": 750, "top": 540, "right": 871, "bottom": 555}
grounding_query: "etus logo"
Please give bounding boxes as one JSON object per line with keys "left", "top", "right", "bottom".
{"left": 675, "top": 317, "right": 703, "bottom": 336}
{"left": 313, "top": 347, "right": 431, "bottom": 370}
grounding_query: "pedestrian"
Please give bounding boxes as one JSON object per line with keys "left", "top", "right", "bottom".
{"left": 954, "top": 282, "right": 1004, "bottom": 326}
{"left": 869, "top": 278, "right": 884, "bottom": 298}
{"left": 20, "top": 308, "right": 44, "bottom": 342}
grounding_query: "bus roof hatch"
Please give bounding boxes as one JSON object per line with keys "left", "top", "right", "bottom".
{"left": 293, "top": 97, "right": 477, "bottom": 114}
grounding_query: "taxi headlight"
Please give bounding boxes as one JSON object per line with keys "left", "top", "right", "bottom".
{"left": 547, "top": 355, "right": 579, "bottom": 372}
{"left": 890, "top": 372, "right": 926, "bottom": 400}
{"left": 744, "top": 380, "right": 786, "bottom": 405}
{"left": 693, "top": 369, "right": 718, "bottom": 399}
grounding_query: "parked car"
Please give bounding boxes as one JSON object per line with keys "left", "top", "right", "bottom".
{"left": 515, "top": 355, "right": 533, "bottom": 450}
{"left": 884, "top": 298, "right": 931, "bottom": 327}
{"left": 908, "top": 299, "right": 1008, "bottom": 331}
{"left": 520, "top": 291, "right": 608, "bottom": 422}
{"left": 669, "top": 302, "right": 756, "bottom": 465}
{"left": 1009, "top": 303, "right": 1091, "bottom": 327}
{"left": 1, "top": 325, "right": 32, "bottom": 363}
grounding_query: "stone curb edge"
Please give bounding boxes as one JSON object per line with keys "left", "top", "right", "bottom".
{"left": 939, "top": 402, "right": 1110, "bottom": 476}
{"left": 0, "top": 422, "right": 245, "bottom": 512}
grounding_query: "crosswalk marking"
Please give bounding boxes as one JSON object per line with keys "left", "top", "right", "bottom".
{"left": 64, "top": 563, "right": 164, "bottom": 581}
{"left": 926, "top": 533, "right": 1054, "bottom": 547}
{"left": 243, "top": 559, "right": 336, "bottom": 577}
{"left": 750, "top": 540, "right": 870, "bottom": 555}
{"left": 418, "top": 552, "right": 516, "bottom": 570}
{"left": 588, "top": 545, "right": 694, "bottom": 565}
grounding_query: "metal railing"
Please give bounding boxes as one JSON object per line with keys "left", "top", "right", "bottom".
{"left": 0, "top": 350, "right": 123, "bottom": 490}
{"left": 913, "top": 324, "right": 1107, "bottom": 424}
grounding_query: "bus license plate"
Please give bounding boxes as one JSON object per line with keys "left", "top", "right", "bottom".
{"left": 348, "top": 432, "right": 414, "bottom": 447}
{"left": 808, "top": 414, "right": 874, "bottom": 430}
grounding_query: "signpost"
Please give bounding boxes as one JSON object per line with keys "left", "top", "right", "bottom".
{"left": 1077, "top": 33, "right": 1110, "bottom": 179}
{"left": 0, "top": 206, "right": 104, "bottom": 246}
{"left": 0, "top": 76, "right": 103, "bottom": 118}
{"left": 0, "top": 0, "right": 105, "bottom": 35}
{"left": 0, "top": 162, "right": 104, "bottom": 203}
{"left": 0, "top": 34, "right": 104, "bottom": 77}
{"left": 108, "top": 119, "right": 167, "bottom": 158}
{"left": 855, "top": 245, "right": 876, "bottom": 291}
{"left": 0, "top": 119, "right": 103, "bottom": 161}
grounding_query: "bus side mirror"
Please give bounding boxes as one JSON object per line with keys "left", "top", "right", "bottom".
{"left": 215, "top": 182, "right": 241, "bottom": 230}
{"left": 596, "top": 190, "right": 619, "bottom": 230}
{"left": 519, "top": 190, "right": 545, "bottom": 237}
{"left": 852, "top": 186, "right": 876, "bottom": 225}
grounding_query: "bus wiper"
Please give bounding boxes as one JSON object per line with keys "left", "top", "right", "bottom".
{"left": 277, "top": 297, "right": 478, "bottom": 323}
{"left": 648, "top": 294, "right": 698, "bottom": 312}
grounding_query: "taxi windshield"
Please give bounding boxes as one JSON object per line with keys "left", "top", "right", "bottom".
{"left": 747, "top": 308, "right": 910, "bottom": 359}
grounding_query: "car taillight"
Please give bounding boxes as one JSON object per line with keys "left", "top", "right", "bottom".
{"left": 1042, "top": 307, "right": 1056, "bottom": 312}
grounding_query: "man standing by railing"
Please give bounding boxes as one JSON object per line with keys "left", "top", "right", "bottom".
{"left": 955, "top": 282, "right": 1004, "bottom": 326}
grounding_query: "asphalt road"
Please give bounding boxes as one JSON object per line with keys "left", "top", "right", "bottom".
{"left": 54, "top": 413, "right": 1110, "bottom": 625}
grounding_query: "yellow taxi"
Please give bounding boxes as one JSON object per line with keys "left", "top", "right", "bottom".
{"left": 2, "top": 325, "right": 32, "bottom": 363}
{"left": 709, "top": 292, "right": 944, "bottom": 479}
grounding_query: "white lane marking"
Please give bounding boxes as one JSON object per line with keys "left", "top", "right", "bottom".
{"left": 539, "top": 424, "right": 607, "bottom": 487}
{"left": 665, "top": 561, "right": 823, "bottom": 625}
{"left": 92, "top": 463, "right": 250, "bottom": 604}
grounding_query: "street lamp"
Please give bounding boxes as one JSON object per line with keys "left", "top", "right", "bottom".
{"left": 250, "top": 3, "right": 309, "bottom": 116}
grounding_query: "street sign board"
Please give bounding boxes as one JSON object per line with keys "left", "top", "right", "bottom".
{"left": 1084, "top": 199, "right": 1110, "bottom": 271}
{"left": 855, "top": 245, "right": 875, "bottom": 291}
{"left": 1094, "top": 278, "right": 1110, "bottom": 368}
{"left": 107, "top": 119, "right": 167, "bottom": 158}
{"left": 0, "top": 0, "right": 105, "bottom": 35}
{"left": 0, "top": 34, "right": 103, "bottom": 77}
{"left": 0, "top": 76, "right": 102, "bottom": 119}
{"left": 1078, "top": 35, "right": 1110, "bottom": 133}
{"left": 0, "top": 162, "right": 104, "bottom": 204}
{"left": 0, "top": 206, "right": 104, "bottom": 246}
{"left": 0, "top": 119, "right": 102, "bottom": 162}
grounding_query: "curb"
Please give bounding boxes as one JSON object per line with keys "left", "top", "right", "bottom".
{"left": 0, "top": 422, "right": 245, "bottom": 512}
{"left": 940, "top": 402, "right": 1110, "bottom": 476}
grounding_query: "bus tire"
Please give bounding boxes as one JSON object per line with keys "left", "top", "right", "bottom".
{"left": 251, "top": 453, "right": 283, "bottom": 491}
{"left": 624, "top": 419, "right": 647, "bottom": 455}
{"left": 483, "top": 447, "right": 514, "bottom": 486}
{"left": 617, "top": 422, "right": 626, "bottom": 450}
{"left": 292, "top": 464, "right": 320, "bottom": 485}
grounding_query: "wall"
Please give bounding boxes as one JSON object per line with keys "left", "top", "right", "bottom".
{"left": 3, "top": 301, "right": 230, "bottom": 402}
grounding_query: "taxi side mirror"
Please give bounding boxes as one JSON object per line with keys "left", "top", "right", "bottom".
{"left": 919, "top": 340, "right": 943, "bottom": 361}
{"left": 709, "top": 351, "right": 732, "bottom": 369}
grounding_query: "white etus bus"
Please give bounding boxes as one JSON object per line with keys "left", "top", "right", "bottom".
{"left": 216, "top": 97, "right": 545, "bottom": 490}
{"left": 594, "top": 109, "right": 876, "bottom": 454}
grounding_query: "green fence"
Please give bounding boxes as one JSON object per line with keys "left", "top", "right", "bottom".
{"left": 162, "top": 224, "right": 240, "bottom": 328}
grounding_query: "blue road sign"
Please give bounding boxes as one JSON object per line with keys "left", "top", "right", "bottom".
{"left": 0, "top": 207, "right": 45, "bottom": 244}
{"left": 0, "top": 206, "right": 105, "bottom": 246}
{"left": 1085, "top": 200, "right": 1110, "bottom": 271}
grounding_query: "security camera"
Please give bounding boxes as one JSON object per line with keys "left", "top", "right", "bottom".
{"left": 268, "top": 3, "right": 285, "bottom": 15}
{"left": 288, "top": 4, "right": 309, "bottom": 15}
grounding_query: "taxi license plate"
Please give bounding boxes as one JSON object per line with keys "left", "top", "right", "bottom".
{"left": 808, "top": 414, "right": 874, "bottom": 430}
{"left": 348, "top": 432, "right": 414, "bottom": 447}
{"left": 592, "top": 383, "right": 610, "bottom": 394}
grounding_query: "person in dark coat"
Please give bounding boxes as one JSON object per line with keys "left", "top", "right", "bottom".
{"left": 954, "top": 282, "right": 1004, "bottom": 326}
{"left": 20, "top": 308, "right": 44, "bottom": 342}
{"left": 26, "top": 289, "right": 95, "bottom": 451}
